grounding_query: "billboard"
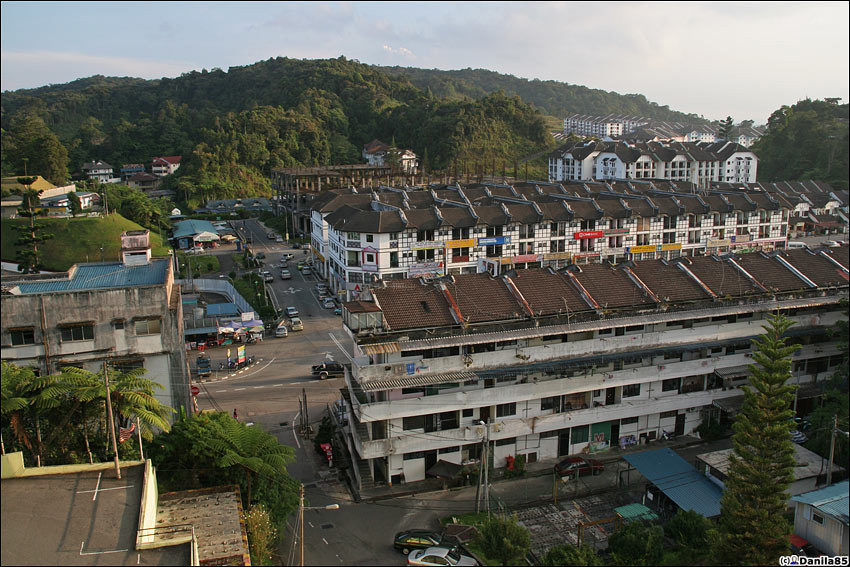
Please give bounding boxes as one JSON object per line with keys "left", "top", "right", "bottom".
{"left": 477, "top": 236, "right": 510, "bottom": 246}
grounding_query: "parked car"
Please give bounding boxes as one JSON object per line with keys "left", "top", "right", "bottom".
{"left": 822, "top": 240, "right": 841, "bottom": 248}
{"left": 274, "top": 323, "right": 289, "bottom": 338}
{"left": 302, "top": 266, "right": 312, "bottom": 276}
{"left": 333, "top": 307, "right": 342, "bottom": 316}
{"left": 261, "top": 271, "right": 273, "bottom": 283}
{"left": 280, "top": 269, "right": 292, "bottom": 279}
{"left": 311, "top": 361, "right": 345, "bottom": 379}
{"left": 554, "top": 456, "right": 604, "bottom": 477}
{"left": 275, "top": 236, "right": 283, "bottom": 243}
{"left": 267, "top": 232, "right": 276, "bottom": 240}
{"left": 394, "top": 530, "right": 456, "bottom": 555}
{"left": 289, "top": 317, "right": 304, "bottom": 331}
{"left": 407, "top": 547, "right": 477, "bottom": 566}
{"left": 282, "top": 253, "right": 294, "bottom": 260}
{"left": 286, "top": 306, "right": 299, "bottom": 318}
{"left": 297, "top": 261, "right": 305, "bottom": 270}
{"left": 322, "top": 298, "right": 336, "bottom": 309}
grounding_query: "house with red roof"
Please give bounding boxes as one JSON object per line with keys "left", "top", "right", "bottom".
{"left": 151, "top": 155, "right": 182, "bottom": 177}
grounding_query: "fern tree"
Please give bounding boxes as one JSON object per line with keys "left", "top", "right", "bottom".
{"left": 715, "top": 313, "right": 800, "bottom": 565}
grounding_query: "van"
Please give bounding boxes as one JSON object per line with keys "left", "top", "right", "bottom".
{"left": 787, "top": 241, "right": 808, "bottom": 249}
{"left": 275, "top": 323, "right": 289, "bottom": 338}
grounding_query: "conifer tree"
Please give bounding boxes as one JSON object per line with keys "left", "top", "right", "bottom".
{"left": 716, "top": 313, "right": 799, "bottom": 565}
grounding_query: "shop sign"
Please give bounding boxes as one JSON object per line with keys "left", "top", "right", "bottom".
{"left": 572, "top": 251, "right": 601, "bottom": 258}
{"left": 408, "top": 262, "right": 443, "bottom": 277}
{"left": 477, "top": 236, "right": 510, "bottom": 246}
{"left": 411, "top": 240, "right": 444, "bottom": 250}
{"left": 603, "top": 228, "right": 630, "bottom": 236}
{"left": 731, "top": 234, "right": 751, "bottom": 243}
{"left": 574, "top": 230, "right": 604, "bottom": 239}
{"left": 660, "top": 243, "right": 682, "bottom": 251}
{"left": 543, "top": 252, "right": 572, "bottom": 261}
{"left": 511, "top": 254, "right": 539, "bottom": 263}
{"left": 312, "top": 246, "right": 325, "bottom": 262}
{"left": 707, "top": 239, "right": 732, "bottom": 247}
{"left": 237, "top": 345, "right": 246, "bottom": 364}
{"left": 446, "top": 238, "right": 476, "bottom": 248}
{"left": 629, "top": 245, "right": 657, "bottom": 254}
{"left": 345, "top": 240, "right": 360, "bottom": 248}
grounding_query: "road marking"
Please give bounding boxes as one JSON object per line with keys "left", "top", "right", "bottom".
{"left": 328, "top": 333, "right": 353, "bottom": 363}
{"left": 308, "top": 522, "right": 314, "bottom": 528}
{"left": 92, "top": 472, "right": 101, "bottom": 501}
{"left": 215, "top": 390, "right": 227, "bottom": 393}
{"left": 273, "top": 383, "right": 283, "bottom": 387}
{"left": 292, "top": 413, "right": 301, "bottom": 448}
{"left": 234, "top": 388, "right": 246, "bottom": 391}
{"left": 252, "top": 386, "right": 265, "bottom": 389}
{"left": 336, "top": 554, "right": 344, "bottom": 563}
{"left": 322, "top": 538, "right": 329, "bottom": 545}
{"left": 80, "top": 541, "right": 129, "bottom": 556}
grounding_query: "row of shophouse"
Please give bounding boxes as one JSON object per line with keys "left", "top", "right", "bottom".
{"left": 335, "top": 246, "right": 849, "bottom": 489}
{"left": 307, "top": 179, "right": 847, "bottom": 299}
{"left": 548, "top": 140, "right": 758, "bottom": 188}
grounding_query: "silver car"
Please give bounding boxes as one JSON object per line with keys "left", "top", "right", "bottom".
{"left": 407, "top": 547, "right": 478, "bottom": 566}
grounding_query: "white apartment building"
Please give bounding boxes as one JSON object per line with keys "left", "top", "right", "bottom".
{"left": 309, "top": 181, "right": 790, "bottom": 298}
{"left": 81, "top": 160, "right": 118, "bottom": 183}
{"left": 336, "top": 248, "right": 849, "bottom": 489}
{"left": 564, "top": 114, "right": 650, "bottom": 138}
{"left": 362, "top": 139, "right": 418, "bottom": 174}
{"left": 549, "top": 140, "right": 758, "bottom": 187}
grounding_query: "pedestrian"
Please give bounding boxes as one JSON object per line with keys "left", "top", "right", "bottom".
{"left": 233, "top": 408, "right": 238, "bottom": 420}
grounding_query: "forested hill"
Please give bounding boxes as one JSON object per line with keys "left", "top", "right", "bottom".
{"left": 377, "top": 66, "right": 708, "bottom": 124}
{"left": 1, "top": 57, "right": 556, "bottom": 204}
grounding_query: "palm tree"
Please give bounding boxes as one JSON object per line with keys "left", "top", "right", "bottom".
{"left": 209, "top": 414, "right": 296, "bottom": 505}
{"left": 1, "top": 361, "right": 64, "bottom": 464}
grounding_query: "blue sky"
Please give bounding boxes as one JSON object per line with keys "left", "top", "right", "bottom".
{"left": 2, "top": 1, "right": 848, "bottom": 123}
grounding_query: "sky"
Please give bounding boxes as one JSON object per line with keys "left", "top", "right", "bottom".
{"left": 1, "top": 1, "right": 848, "bottom": 124}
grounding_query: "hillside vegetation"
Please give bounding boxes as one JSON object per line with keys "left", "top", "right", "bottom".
{"left": 1, "top": 214, "right": 170, "bottom": 271}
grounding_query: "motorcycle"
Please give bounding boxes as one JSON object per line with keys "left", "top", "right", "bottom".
{"left": 662, "top": 430, "right": 676, "bottom": 441}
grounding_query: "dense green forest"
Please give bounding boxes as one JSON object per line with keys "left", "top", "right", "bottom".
{"left": 377, "top": 66, "right": 710, "bottom": 123}
{"left": 751, "top": 98, "right": 849, "bottom": 190}
{"left": 1, "top": 57, "right": 558, "bottom": 205}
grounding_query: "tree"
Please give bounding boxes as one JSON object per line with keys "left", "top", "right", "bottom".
{"left": 4, "top": 113, "right": 69, "bottom": 184}
{"left": 717, "top": 116, "right": 735, "bottom": 140}
{"left": 0, "top": 362, "right": 65, "bottom": 464}
{"left": 607, "top": 521, "right": 664, "bottom": 566}
{"left": 68, "top": 191, "right": 83, "bottom": 216}
{"left": 715, "top": 313, "right": 800, "bottom": 565}
{"left": 477, "top": 514, "right": 531, "bottom": 566}
{"left": 664, "top": 509, "right": 712, "bottom": 563}
{"left": 14, "top": 177, "right": 53, "bottom": 273}
{"left": 542, "top": 543, "right": 602, "bottom": 566}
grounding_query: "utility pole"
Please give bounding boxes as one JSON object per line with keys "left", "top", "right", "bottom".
{"left": 103, "top": 362, "right": 121, "bottom": 479}
{"left": 827, "top": 415, "right": 838, "bottom": 485}
{"left": 299, "top": 483, "right": 305, "bottom": 566}
{"left": 484, "top": 421, "right": 490, "bottom": 518}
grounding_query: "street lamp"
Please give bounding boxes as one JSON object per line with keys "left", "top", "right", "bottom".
{"left": 299, "top": 483, "right": 340, "bottom": 566}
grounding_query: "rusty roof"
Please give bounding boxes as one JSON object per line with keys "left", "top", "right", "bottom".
{"left": 681, "top": 256, "right": 762, "bottom": 296}
{"left": 629, "top": 259, "right": 713, "bottom": 302}
{"left": 570, "top": 262, "right": 658, "bottom": 309}
{"left": 507, "top": 268, "right": 592, "bottom": 315}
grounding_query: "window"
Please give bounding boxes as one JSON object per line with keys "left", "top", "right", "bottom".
{"left": 438, "top": 446, "right": 459, "bottom": 455}
{"left": 403, "top": 451, "right": 424, "bottom": 461}
{"left": 112, "top": 359, "right": 144, "bottom": 374}
{"left": 541, "top": 396, "right": 561, "bottom": 412}
{"left": 621, "top": 417, "right": 638, "bottom": 426}
{"left": 622, "top": 384, "right": 641, "bottom": 398}
{"left": 812, "top": 512, "right": 824, "bottom": 525}
{"left": 113, "top": 319, "right": 125, "bottom": 330}
{"left": 403, "top": 416, "right": 425, "bottom": 430}
{"left": 462, "top": 408, "right": 474, "bottom": 418}
{"left": 10, "top": 328, "right": 36, "bottom": 346}
{"left": 366, "top": 234, "right": 373, "bottom": 243}
{"left": 662, "top": 378, "right": 681, "bottom": 392}
{"left": 496, "top": 403, "right": 516, "bottom": 417}
{"left": 495, "top": 438, "right": 515, "bottom": 447}
{"left": 135, "top": 318, "right": 161, "bottom": 335}
{"left": 571, "top": 425, "right": 589, "bottom": 444}
{"left": 660, "top": 410, "right": 678, "bottom": 419}
{"left": 60, "top": 324, "right": 94, "bottom": 342}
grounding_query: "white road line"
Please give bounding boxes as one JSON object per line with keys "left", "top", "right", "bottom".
{"left": 328, "top": 333, "right": 353, "bottom": 362}
{"left": 322, "top": 537, "right": 329, "bottom": 545}
{"left": 308, "top": 521, "right": 314, "bottom": 528}
{"left": 252, "top": 386, "right": 265, "bottom": 389}
{"left": 273, "top": 383, "right": 284, "bottom": 387}
{"left": 234, "top": 388, "right": 246, "bottom": 391}
{"left": 215, "top": 390, "right": 227, "bottom": 393}
{"left": 79, "top": 541, "right": 130, "bottom": 556}
{"left": 77, "top": 486, "right": 134, "bottom": 494}
{"left": 92, "top": 472, "right": 102, "bottom": 501}
{"left": 292, "top": 413, "right": 301, "bottom": 448}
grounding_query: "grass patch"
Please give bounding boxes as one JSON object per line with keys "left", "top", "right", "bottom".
{"left": 1, "top": 214, "right": 170, "bottom": 271}
{"left": 177, "top": 253, "right": 220, "bottom": 277}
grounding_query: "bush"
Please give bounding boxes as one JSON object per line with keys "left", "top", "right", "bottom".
{"left": 243, "top": 504, "right": 278, "bottom": 566}
{"left": 504, "top": 454, "right": 526, "bottom": 479}
{"left": 477, "top": 514, "right": 531, "bottom": 566}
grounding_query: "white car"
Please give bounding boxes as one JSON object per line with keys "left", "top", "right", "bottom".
{"left": 408, "top": 547, "right": 478, "bottom": 566}
{"left": 821, "top": 240, "right": 841, "bottom": 248}
{"left": 280, "top": 269, "right": 291, "bottom": 280}
{"left": 286, "top": 306, "right": 299, "bottom": 318}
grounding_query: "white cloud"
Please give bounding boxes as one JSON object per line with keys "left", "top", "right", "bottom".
{"left": 382, "top": 45, "right": 415, "bottom": 58}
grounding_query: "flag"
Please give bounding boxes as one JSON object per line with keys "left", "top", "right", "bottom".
{"left": 118, "top": 422, "right": 136, "bottom": 443}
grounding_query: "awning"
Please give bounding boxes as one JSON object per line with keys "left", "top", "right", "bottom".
{"left": 184, "top": 326, "right": 218, "bottom": 336}
{"left": 713, "top": 395, "right": 745, "bottom": 414}
{"left": 426, "top": 459, "right": 463, "bottom": 479}
{"left": 362, "top": 342, "right": 401, "bottom": 355}
{"left": 359, "top": 370, "right": 478, "bottom": 392}
{"left": 714, "top": 365, "right": 751, "bottom": 379}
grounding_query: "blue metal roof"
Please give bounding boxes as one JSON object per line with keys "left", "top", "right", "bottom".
{"left": 791, "top": 481, "right": 849, "bottom": 524}
{"left": 624, "top": 448, "right": 723, "bottom": 518}
{"left": 16, "top": 260, "right": 170, "bottom": 293}
{"left": 172, "top": 219, "right": 219, "bottom": 239}
{"left": 184, "top": 326, "right": 219, "bottom": 336}
{"left": 206, "top": 303, "right": 240, "bottom": 316}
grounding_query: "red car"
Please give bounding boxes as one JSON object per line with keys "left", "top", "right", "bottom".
{"left": 554, "top": 456, "right": 604, "bottom": 477}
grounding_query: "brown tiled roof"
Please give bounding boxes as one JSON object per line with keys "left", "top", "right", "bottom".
{"left": 823, "top": 245, "right": 849, "bottom": 270}
{"left": 629, "top": 259, "right": 712, "bottom": 302}
{"left": 373, "top": 280, "right": 455, "bottom": 330}
{"left": 507, "top": 268, "right": 591, "bottom": 315}
{"left": 570, "top": 263, "right": 657, "bottom": 309}
{"left": 681, "top": 256, "right": 762, "bottom": 297}
{"left": 472, "top": 205, "right": 509, "bottom": 226}
{"left": 537, "top": 201, "right": 574, "bottom": 222}
{"left": 732, "top": 253, "right": 812, "bottom": 292}
{"left": 444, "top": 274, "right": 524, "bottom": 323}
{"left": 781, "top": 249, "right": 850, "bottom": 287}
{"left": 439, "top": 207, "right": 477, "bottom": 228}
{"left": 404, "top": 208, "right": 442, "bottom": 230}
{"left": 502, "top": 202, "right": 540, "bottom": 224}
{"left": 344, "top": 300, "right": 383, "bottom": 313}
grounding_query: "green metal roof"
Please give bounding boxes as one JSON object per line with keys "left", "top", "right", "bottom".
{"left": 614, "top": 503, "right": 660, "bottom": 522}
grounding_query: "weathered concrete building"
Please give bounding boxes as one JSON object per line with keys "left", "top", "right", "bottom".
{"left": 0, "top": 231, "right": 189, "bottom": 415}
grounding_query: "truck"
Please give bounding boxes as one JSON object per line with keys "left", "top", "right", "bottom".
{"left": 311, "top": 361, "right": 345, "bottom": 380}
{"left": 196, "top": 354, "right": 212, "bottom": 378}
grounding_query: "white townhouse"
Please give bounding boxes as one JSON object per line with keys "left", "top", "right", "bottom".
{"left": 549, "top": 140, "right": 758, "bottom": 187}
{"left": 362, "top": 139, "right": 418, "bottom": 174}
{"left": 81, "top": 160, "right": 118, "bottom": 183}
{"left": 564, "top": 114, "right": 650, "bottom": 138}
{"left": 307, "top": 180, "right": 794, "bottom": 299}
{"left": 152, "top": 156, "right": 182, "bottom": 177}
{"left": 335, "top": 247, "right": 849, "bottom": 489}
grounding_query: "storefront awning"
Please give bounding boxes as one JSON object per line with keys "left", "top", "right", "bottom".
{"left": 361, "top": 342, "right": 401, "bottom": 355}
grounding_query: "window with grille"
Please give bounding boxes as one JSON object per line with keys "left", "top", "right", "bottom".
{"left": 10, "top": 328, "right": 36, "bottom": 346}
{"left": 135, "top": 318, "right": 161, "bottom": 335}
{"left": 60, "top": 324, "right": 94, "bottom": 342}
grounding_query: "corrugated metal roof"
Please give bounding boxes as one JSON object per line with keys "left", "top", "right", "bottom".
{"left": 172, "top": 219, "right": 219, "bottom": 239}
{"left": 614, "top": 503, "right": 659, "bottom": 522}
{"left": 791, "top": 481, "right": 849, "bottom": 524}
{"left": 361, "top": 342, "right": 401, "bottom": 355}
{"left": 206, "top": 303, "right": 240, "bottom": 316}
{"left": 624, "top": 448, "right": 723, "bottom": 518}
{"left": 16, "top": 260, "right": 169, "bottom": 293}
{"left": 360, "top": 370, "right": 478, "bottom": 392}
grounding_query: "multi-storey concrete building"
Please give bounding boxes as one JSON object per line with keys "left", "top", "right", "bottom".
{"left": 549, "top": 140, "right": 757, "bottom": 187}
{"left": 564, "top": 114, "right": 650, "bottom": 138}
{"left": 336, "top": 247, "right": 848, "bottom": 489}
{"left": 0, "top": 231, "right": 189, "bottom": 415}
{"left": 309, "top": 180, "right": 792, "bottom": 297}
